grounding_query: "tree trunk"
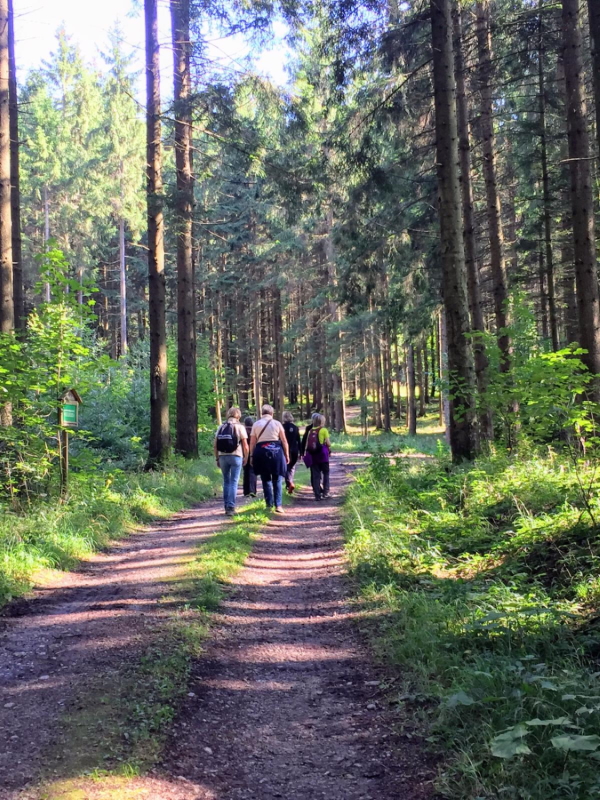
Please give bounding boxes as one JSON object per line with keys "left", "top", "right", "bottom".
{"left": 429, "top": 323, "right": 437, "bottom": 400}
{"left": 0, "top": 0, "right": 11, "bottom": 427}
{"left": 273, "top": 287, "right": 285, "bottom": 415}
{"left": 8, "top": 0, "right": 21, "bottom": 331}
{"left": 562, "top": 0, "right": 600, "bottom": 396}
{"left": 475, "top": 0, "right": 510, "bottom": 372}
{"left": 253, "top": 312, "right": 262, "bottom": 417}
{"left": 430, "top": 0, "right": 478, "bottom": 460}
{"left": 439, "top": 310, "right": 452, "bottom": 443}
{"left": 539, "top": 245, "right": 549, "bottom": 340}
{"left": 538, "top": 4, "right": 559, "bottom": 351}
{"left": 145, "top": 0, "right": 170, "bottom": 465}
{"left": 453, "top": 0, "right": 489, "bottom": 400}
{"left": 407, "top": 344, "right": 417, "bottom": 436}
{"left": 588, "top": 0, "right": 600, "bottom": 158}
{"left": 416, "top": 346, "right": 425, "bottom": 417}
{"left": 325, "top": 205, "right": 346, "bottom": 432}
{"left": 43, "top": 185, "right": 50, "bottom": 302}
{"left": 380, "top": 331, "right": 392, "bottom": 432}
{"left": 119, "top": 217, "right": 127, "bottom": 356}
{"left": 171, "top": 0, "right": 198, "bottom": 457}
{"left": 394, "top": 332, "right": 403, "bottom": 419}
{"left": 0, "top": 0, "right": 12, "bottom": 338}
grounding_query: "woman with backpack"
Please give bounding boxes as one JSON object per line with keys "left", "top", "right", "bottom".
{"left": 303, "top": 413, "right": 332, "bottom": 501}
{"left": 214, "top": 407, "right": 249, "bottom": 516}
{"left": 282, "top": 410, "right": 301, "bottom": 494}
{"left": 250, "top": 404, "right": 290, "bottom": 513}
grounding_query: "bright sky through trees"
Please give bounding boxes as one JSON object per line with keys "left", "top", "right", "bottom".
{"left": 15, "top": 0, "right": 289, "bottom": 89}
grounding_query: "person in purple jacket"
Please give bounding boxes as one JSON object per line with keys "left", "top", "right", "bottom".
{"left": 303, "top": 413, "right": 331, "bottom": 500}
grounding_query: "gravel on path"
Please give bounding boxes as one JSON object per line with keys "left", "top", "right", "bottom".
{"left": 0, "top": 455, "right": 436, "bottom": 800}
{"left": 160, "top": 456, "right": 435, "bottom": 799}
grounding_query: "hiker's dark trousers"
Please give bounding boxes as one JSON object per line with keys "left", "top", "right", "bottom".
{"left": 310, "top": 462, "right": 330, "bottom": 498}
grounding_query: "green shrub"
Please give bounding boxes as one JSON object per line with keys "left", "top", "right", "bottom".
{"left": 344, "top": 451, "right": 600, "bottom": 799}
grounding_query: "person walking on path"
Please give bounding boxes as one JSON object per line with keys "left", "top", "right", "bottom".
{"left": 242, "top": 415, "right": 258, "bottom": 497}
{"left": 214, "top": 407, "right": 249, "bottom": 516}
{"left": 303, "top": 413, "right": 332, "bottom": 500}
{"left": 282, "top": 410, "right": 301, "bottom": 494}
{"left": 250, "top": 404, "right": 290, "bottom": 513}
{"left": 301, "top": 412, "right": 320, "bottom": 457}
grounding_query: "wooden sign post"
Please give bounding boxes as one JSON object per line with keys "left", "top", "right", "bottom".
{"left": 58, "top": 389, "right": 82, "bottom": 499}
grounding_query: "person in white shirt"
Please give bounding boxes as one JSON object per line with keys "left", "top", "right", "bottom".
{"left": 249, "top": 404, "right": 290, "bottom": 513}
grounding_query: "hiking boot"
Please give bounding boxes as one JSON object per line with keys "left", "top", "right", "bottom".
{"left": 225, "top": 508, "right": 235, "bottom": 516}
{"left": 275, "top": 506, "right": 285, "bottom": 514}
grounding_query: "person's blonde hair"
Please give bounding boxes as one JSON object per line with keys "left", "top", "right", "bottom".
{"left": 227, "top": 406, "right": 242, "bottom": 420}
{"left": 261, "top": 404, "right": 275, "bottom": 415}
{"left": 282, "top": 410, "right": 294, "bottom": 423}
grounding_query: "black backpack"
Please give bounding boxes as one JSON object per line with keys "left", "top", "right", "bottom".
{"left": 216, "top": 421, "right": 239, "bottom": 453}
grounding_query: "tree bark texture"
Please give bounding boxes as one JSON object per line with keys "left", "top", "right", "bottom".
{"left": 538, "top": 5, "right": 559, "bottom": 351}
{"left": 588, "top": 0, "right": 600, "bottom": 158}
{"left": 8, "top": 0, "right": 21, "bottom": 331}
{"left": 562, "top": 0, "right": 600, "bottom": 394}
{"left": 119, "top": 217, "right": 127, "bottom": 356}
{"left": 430, "top": 0, "right": 478, "bottom": 460}
{"left": 0, "top": 0, "right": 12, "bottom": 338}
{"left": 407, "top": 344, "right": 417, "bottom": 436}
{"left": 171, "top": 0, "right": 198, "bottom": 457}
{"left": 145, "top": 0, "right": 170, "bottom": 464}
{"left": 475, "top": 0, "right": 510, "bottom": 371}
{"left": 324, "top": 206, "right": 346, "bottom": 432}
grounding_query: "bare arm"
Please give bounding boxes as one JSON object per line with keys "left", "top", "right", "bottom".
{"left": 214, "top": 439, "right": 219, "bottom": 463}
{"left": 242, "top": 437, "right": 249, "bottom": 464}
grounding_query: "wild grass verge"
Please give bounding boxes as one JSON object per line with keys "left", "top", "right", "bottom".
{"left": 34, "top": 481, "right": 302, "bottom": 796}
{"left": 331, "top": 411, "right": 445, "bottom": 456}
{"left": 0, "top": 456, "right": 221, "bottom": 607}
{"left": 343, "top": 449, "right": 600, "bottom": 799}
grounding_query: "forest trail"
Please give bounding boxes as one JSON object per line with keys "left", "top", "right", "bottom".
{"left": 1, "top": 456, "right": 434, "bottom": 800}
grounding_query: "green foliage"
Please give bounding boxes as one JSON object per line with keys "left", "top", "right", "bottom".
{"left": 343, "top": 450, "right": 600, "bottom": 799}
{"left": 0, "top": 457, "right": 221, "bottom": 608}
{"left": 474, "top": 296, "right": 596, "bottom": 448}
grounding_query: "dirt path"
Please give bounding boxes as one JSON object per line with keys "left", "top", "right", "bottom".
{"left": 0, "top": 497, "right": 232, "bottom": 799}
{"left": 0, "top": 456, "right": 435, "bottom": 800}
{"left": 160, "top": 456, "right": 434, "bottom": 799}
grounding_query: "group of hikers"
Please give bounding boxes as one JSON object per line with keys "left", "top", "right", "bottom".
{"left": 213, "top": 404, "right": 332, "bottom": 515}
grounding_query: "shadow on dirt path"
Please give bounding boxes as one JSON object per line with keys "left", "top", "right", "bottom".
{"left": 159, "top": 455, "right": 435, "bottom": 799}
{"left": 1, "top": 456, "right": 436, "bottom": 800}
{"left": 0, "top": 495, "right": 230, "bottom": 798}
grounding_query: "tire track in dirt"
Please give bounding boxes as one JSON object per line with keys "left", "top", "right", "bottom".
{"left": 0, "top": 496, "right": 231, "bottom": 799}
{"left": 1, "top": 456, "right": 436, "bottom": 800}
{"left": 159, "top": 455, "right": 435, "bottom": 799}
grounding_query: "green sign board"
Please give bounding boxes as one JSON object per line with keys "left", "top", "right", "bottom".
{"left": 62, "top": 403, "right": 78, "bottom": 427}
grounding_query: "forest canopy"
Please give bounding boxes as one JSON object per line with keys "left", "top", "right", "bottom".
{"left": 0, "top": 0, "right": 598, "bottom": 476}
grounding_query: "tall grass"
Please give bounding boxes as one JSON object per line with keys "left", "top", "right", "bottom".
{"left": 0, "top": 457, "right": 221, "bottom": 606}
{"left": 343, "top": 450, "right": 600, "bottom": 799}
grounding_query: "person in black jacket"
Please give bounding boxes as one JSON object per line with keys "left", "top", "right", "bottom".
{"left": 282, "top": 411, "right": 302, "bottom": 493}
{"left": 242, "top": 416, "right": 257, "bottom": 497}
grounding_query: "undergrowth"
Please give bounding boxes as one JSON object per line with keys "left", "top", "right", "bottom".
{"left": 343, "top": 449, "right": 600, "bottom": 799}
{"left": 331, "top": 412, "right": 445, "bottom": 456}
{"left": 0, "top": 456, "right": 221, "bottom": 607}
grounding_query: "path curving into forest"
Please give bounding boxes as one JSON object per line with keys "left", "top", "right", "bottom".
{"left": 0, "top": 456, "right": 435, "bottom": 800}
